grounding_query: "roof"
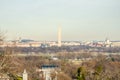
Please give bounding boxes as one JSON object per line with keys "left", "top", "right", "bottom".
{"left": 41, "top": 64, "right": 58, "bottom": 69}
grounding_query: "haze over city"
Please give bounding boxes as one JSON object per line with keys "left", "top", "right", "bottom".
{"left": 1, "top": 1, "right": 120, "bottom": 80}
{"left": 0, "top": 0, "right": 120, "bottom": 41}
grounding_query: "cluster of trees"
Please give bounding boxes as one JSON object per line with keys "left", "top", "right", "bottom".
{"left": 1, "top": 51, "right": 120, "bottom": 80}
{"left": 76, "top": 58, "right": 120, "bottom": 80}
{"left": 2, "top": 45, "right": 120, "bottom": 54}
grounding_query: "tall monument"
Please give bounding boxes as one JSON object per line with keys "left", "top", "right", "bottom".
{"left": 23, "top": 69, "right": 28, "bottom": 80}
{"left": 58, "top": 27, "right": 61, "bottom": 47}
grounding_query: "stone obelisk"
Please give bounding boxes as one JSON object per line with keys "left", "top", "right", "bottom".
{"left": 58, "top": 27, "right": 61, "bottom": 47}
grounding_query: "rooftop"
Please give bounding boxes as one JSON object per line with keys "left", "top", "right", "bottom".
{"left": 41, "top": 64, "right": 58, "bottom": 69}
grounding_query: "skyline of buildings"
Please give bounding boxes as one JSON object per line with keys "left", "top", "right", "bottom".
{"left": 0, "top": 37, "right": 120, "bottom": 48}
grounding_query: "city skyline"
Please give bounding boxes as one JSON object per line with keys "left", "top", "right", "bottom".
{"left": 0, "top": 0, "right": 120, "bottom": 41}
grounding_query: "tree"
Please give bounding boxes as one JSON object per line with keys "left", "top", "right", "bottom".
{"left": 93, "top": 64, "right": 103, "bottom": 80}
{"left": 0, "top": 31, "right": 11, "bottom": 73}
{"left": 77, "top": 67, "right": 86, "bottom": 80}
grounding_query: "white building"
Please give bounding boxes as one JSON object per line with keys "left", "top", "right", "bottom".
{"left": 104, "top": 38, "right": 112, "bottom": 47}
{"left": 112, "top": 42, "right": 120, "bottom": 47}
{"left": 37, "top": 65, "right": 59, "bottom": 80}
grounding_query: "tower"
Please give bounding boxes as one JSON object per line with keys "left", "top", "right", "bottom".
{"left": 58, "top": 27, "right": 61, "bottom": 47}
{"left": 23, "top": 69, "right": 28, "bottom": 80}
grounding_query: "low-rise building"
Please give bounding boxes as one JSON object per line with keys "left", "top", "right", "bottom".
{"left": 36, "top": 64, "right": 59, "bottom": 80}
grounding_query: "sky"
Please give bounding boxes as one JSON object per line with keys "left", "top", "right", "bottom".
{"left": 0, "top": 0, "right": 120, "bottom": 41}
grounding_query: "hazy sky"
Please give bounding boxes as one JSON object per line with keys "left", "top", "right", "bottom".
{"left": 0, "top": 0, "right": 120, "bottom": 41}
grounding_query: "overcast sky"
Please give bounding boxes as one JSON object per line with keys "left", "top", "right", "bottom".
{"left": 0, "top": 0, "right": 120, "bottom": 41}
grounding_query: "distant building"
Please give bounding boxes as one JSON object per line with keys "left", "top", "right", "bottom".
{"left": 37, "top": 65, "right": 59, "bottom": 80}
{"left": 104, "top": 38, "right": 112, "bottom": 47}
{"left": 62, "top": 41, "right": 80, "bottom": 46}
{"left": 41, "top": 43, "right": 50, "bottom": 48}
{"left": 112, "top": 41, "right": 120, "bottom": 47}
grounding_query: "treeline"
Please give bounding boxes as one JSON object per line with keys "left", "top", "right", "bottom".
{"left": 0, "top": 46, "right": 120, "bottom": 54}
{"left": 1, "top": 50, "right": 120, "bottom": 80}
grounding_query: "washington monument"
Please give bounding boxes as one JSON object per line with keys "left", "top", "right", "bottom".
{"left": 58, "top": 26, "right": 61, "bottom": 47}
